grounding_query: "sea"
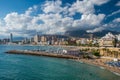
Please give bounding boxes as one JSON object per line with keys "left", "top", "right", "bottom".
{"left": 0, "top": 45, "right": 120, "bottom": 80}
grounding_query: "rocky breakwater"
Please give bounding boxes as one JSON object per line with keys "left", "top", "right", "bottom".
{"left": 5, "top": 50, "right": 79, "bottom": 59}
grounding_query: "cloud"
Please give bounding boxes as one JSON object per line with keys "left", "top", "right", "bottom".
{"left": 108, "top": 19, "right": 120, "bottom": 31}
{"left": 116, "top": 1, "right": 120, "bottom": 6}
{"left": 69, "top": 0, "right": 94, "bottom": 15}
{"left": 80, "top": 14, "right": 105, "bottom": 26}
{"left": 72, "top": 13, "right": 105, "bottom": 31}
{"left": 107, "top": 9, "right": 120, "bottom": 17}
{"left": 4, "top": 12, "right": 33, "bottom": 33}
{"left": 113, "top": 18, "right": 120, "bottom": 23}
{"left": 91, "top": 0, "right": 110, "bottom": 5}
{"left": 68, "top": 0, "right": 109, "bottom": 15}
{"left": 25, "top": 5, "right": 38, "bottom": 15}
{"left": 42, "top": 0, "right": 63, "bottom": 14}
{"left": 87, "top": 17, "right": 120, "bottom": 33}
{"left": 86, "top": 27, "right": 105, "bottom": 33}
{"left": 0, "top": 0, "right": 110, "bottom": 37}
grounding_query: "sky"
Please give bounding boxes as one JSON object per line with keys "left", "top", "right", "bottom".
{"left": 0, "top": 0, "right": 119, "bottom": 38}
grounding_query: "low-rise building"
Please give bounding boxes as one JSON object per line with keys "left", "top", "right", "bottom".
{"left": 99, "top": 32, "right": 115, "bottom": 47}
{"left": 116, "top": 34, "right": 120, "bottom": 41}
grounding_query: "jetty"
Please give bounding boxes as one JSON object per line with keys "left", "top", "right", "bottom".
{"left": 5, "top": 50, "right": 79, "bottom": 59}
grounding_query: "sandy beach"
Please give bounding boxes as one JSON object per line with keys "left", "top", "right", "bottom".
{"left": 78, "top": 58, "right": 120, "bottom": 75}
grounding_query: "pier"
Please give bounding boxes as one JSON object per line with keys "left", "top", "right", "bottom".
{"left": 5, "top": 50, "right": 79, "bottom": 59}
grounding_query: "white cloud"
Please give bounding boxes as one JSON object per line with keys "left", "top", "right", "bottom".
{"left": 113, "top": 18, "right": 120, "bottom": 23}
{"left": 80, "top": 14, "right": 105, "bottom": 26}
{"left": 34, "top": 13, "right": 66, "bottom": 34}
{"left": 69, "top": 0, "right": 94, "bottom": 15}
{"left": 91, "top": 0, "right": 109, "bottom": 6}
{"left": 87, "top": 27, "right": 105, "bottom": 33}
{"left": 4, "top": 12, "right": 32, "bottom": 31}
{"left": 72, "top": 14, "right": 105, "bottom": 30}
{"left": 107, "top": 10, "right": 120, "bottom": 17}
{"left": 69, "top": 0, "right": 109, "bottom": 15}
{"left": 107, "top": 19, "right": 120, "bottom": 31}
{"left": 0, "top": 0, "right": 109, "bottom": 37}
{"left": 116, "top": 1, "right": 120, "bottom": 6}
{"left": 42, "top": 0, "right": 63, "bottom": 14}
{"left": 87, "top": 17, "right": 120, "bottom": 33}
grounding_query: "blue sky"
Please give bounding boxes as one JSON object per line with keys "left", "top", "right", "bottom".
{"left": 0, "top": 0, "right": 43, "bottom": 18}
{"left": 0, "top": 0, "right": 119, "bottom": 38}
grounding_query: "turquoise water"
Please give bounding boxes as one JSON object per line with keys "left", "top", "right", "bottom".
{"left": 0, "top": 45, "right": 120, "bottom": 80}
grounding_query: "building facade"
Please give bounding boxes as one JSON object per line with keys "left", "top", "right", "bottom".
{"left": 99, "top": 32, "right": 115, "bottom": 47}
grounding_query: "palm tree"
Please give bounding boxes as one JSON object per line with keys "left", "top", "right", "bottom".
{"left": 106, "top": 49, "right": 110, "bottom": 56}
{"left": 115, "top": 51, "right": 118, "bottom": 58}
{"left": 113, "top": 51, "right": 116, "bottom": 58}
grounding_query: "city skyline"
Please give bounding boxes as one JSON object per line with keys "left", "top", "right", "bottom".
{"left": 0, "top": 0, "right": 119, "bottom": 38}
{"left": 0, "top": 1, "right": 120, "bottom": 79}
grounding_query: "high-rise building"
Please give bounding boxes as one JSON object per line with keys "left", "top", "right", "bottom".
{"left": 10, "top": 33, "right": 13, "bottom": 42}
{"left": 34, "top": 34, "right": 40, "bottom": 44}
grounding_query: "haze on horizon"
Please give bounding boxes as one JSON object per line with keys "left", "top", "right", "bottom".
{"left": 0, "top": 0, "right": 119, "bottom": 38}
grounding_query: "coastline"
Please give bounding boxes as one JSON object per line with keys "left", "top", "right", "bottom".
{"left": 5, "top": 47, "right": 120, "bottom": 76}
{"left": 77, "top": 58, "right": 120, "bottom": 75}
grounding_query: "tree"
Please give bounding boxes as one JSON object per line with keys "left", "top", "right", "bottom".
{"left": 113, "top": 38, "right": 118, "bottom": 47}
{"left": 92, "top": 50, "right": 100, "bottom": 57}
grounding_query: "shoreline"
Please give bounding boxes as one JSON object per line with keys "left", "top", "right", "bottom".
{"left": 77, "top": 58, "right": 120, "bottom": 75}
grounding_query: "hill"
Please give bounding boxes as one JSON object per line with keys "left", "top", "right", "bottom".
{"left": 65, "top": 30, "right": 120, "bottom": 38}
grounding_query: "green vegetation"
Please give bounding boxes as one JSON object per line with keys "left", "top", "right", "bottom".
{"left": 83, "top": 55, "right": 91, "bottom": 59}
{"left": 92, "top": 50, "right": 100, "bottom": 57}
{"left": 113, "top": 38, "right": 118, "bottom": 47}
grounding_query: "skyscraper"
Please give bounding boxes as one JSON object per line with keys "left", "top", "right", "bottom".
{"left": 10, "top": 33, "right": 13, "bottom": 42}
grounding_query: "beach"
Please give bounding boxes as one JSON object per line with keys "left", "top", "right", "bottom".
{"left": 79, "top": 58, "right": 120, "bottom": 75}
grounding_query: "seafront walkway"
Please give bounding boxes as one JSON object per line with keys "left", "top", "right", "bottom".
{"left": 101, "top": 56, "right": 120, "bottom": 60}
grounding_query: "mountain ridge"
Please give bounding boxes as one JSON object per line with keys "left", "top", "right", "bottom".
{"left": 65, "top": 30, "right": 120, "bottom": 38}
